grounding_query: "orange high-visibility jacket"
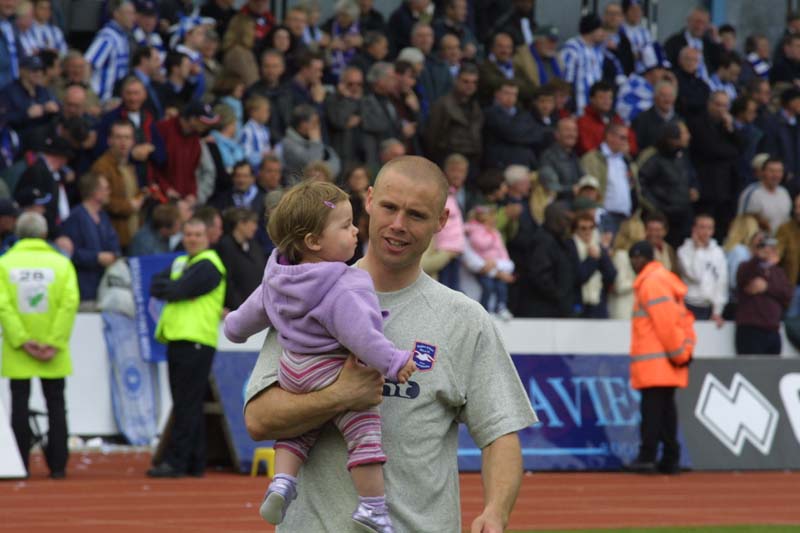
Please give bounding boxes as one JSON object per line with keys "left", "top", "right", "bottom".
{"left": 630, "top": 261, "right": 696, "bottom": 390}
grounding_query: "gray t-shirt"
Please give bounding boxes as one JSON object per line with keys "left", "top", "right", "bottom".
{"left": 245, "top": 272, "right": 537, "bottom": 533}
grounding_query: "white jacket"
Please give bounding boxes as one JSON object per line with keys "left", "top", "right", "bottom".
{"left": 677, "top": 237, "right": 729, "bottom": 314}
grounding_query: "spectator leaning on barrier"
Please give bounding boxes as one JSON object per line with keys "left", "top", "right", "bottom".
{"left": 148, "top": 216, "right": 226, "bottom": 478}
{"left": 735, "top": 235, "right": 792, "bottom": 355}
{"left": 0, "top": 211, "right": 79, "bottom": 479}
{"left": 626, "top": 240, "right": 695, "bottom": 475}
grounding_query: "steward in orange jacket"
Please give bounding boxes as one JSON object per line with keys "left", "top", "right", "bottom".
{"left": 626, "top": 241, "right": 696, "bottom": 475}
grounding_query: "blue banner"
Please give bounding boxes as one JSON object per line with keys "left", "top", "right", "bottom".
{"left": 128, "top": 253, "right": 179, "bottom": 363}
{"left": 101, "top": 311, "right": 158, "bottom": 445}
{"left": 457, "top": 354, "right": 690, "bottom": 472}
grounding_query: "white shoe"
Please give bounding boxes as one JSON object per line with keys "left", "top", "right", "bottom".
{"left": 495, "top": 308, "right": 513, "bottom": 321}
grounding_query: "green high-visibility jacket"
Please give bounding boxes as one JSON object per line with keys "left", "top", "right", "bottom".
{"left": 0, "top": 239, "right": 79, "bottom": 379}
{"left": 155, "top": 249, "right": 226, "bottom": 348}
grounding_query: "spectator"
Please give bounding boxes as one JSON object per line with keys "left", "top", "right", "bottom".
{"left": 620, "top": 0, "right": 653, "bottom": 72}
{"left": 13, "top": 135, "right": 72, "bottom": 237}
{"left": 602, "top": 2, "right": 634, "bottom": 77}
{"left": 357, "top": 0, "right": 385, "bottom": 35}
{"left": 638, "top": 121, "right": 695, "bottom": 246}
{"left": 778, "top": 194, "right": 800, "bottom": 317}
{"left": 221, "top": 13, "right": 259, "bottom": 88}
{"left": 478, "top": 31, "right": 535, "bottom": 107}
{"left": 608, "top": 215, "right": 646, "bottom": 319}
{"left": 707, "top": 51, "right": 741, "bottom": 101}
{"left": 155, "top": 101, "right": 220, "bottom": 203}
{"left": 1, "top": 54, "right": 59, "bottom": 150}
{"left": 482, "top": 79, "right": 542, "bottom": 170}
{"left": 85, "top": 0, "right": 135, "bottom": 101}
{"left": 723, "top": 215, "right": 762, "bottom": 306}
{"left": 322, "top": 1, "right": 362, "bottom": 81}
{"left": 439, "top": 32, "right": 465, "bottom": 81}
{"left": 212, "top": 159, "right": 265, "bottom": 219}
{"left": 737, "top": 158, "right": 792, "bottom": 234}
{"left": 379, "top": 137, "right": 407, "bottom": 166}
{"left": 678, "top": 213, "right": 728, "bottom": 325}
{"left": 731, "top": 95, "right": 762, "bottom": 187}
{"left": 282, "top": 6, "right": 309, "bottom": 54}
{"left": 741, "top": 33, "right": 771, "bottom": 83}
{"left": 90, "top": 119, "right": 143, "bottom": 249}
{"left": 562, "top": 14, "right": 606, "bottom": 116}
{"left": 257, "top": 154, "right": 283, "bottom": 193}
{"left": 529, "top": 85, "right": 557, "bottom": 150}
{"left": 281, "top": 104, "right": 341, "bottom": 183}
{"left": 513, "top": 25, "right": 563, "bottom": 88}
{"left": 60, "top": 172, "right": 121, "bottom": 306}
{"left": 97, "top": 76, "right": 166, "bottom": 188}
{"left": 616, "top": 42, "right": 675, "bottom": 123}
{"left": 0, "top": 0, "right": 19, "bottom": 89}
{"left": 0, "top": 211, "right": 78, "bottom": 479}
{"left": 580, "top": 123, "right": 640, "bottom": 235}
{"left": 762, "top": 88, "right": 800, "bottom": 191}
{"left": 132, "top": 1, "right": 165, "bottom": 59}
{"left": 390, "top": 58, "right": 422, "bottom": 155}
{"left": 487, "top": 0, "right": 536, "bottom": 47}
{"left": 193, "top": 204, "right": 223, "bottom": 247}
{"left": 687, "top": 90, "right": 745, "bottom": 240}
{"left": 770, "top": 33, "right": 800, "bottom": 85}
{"left": 571, "top": 210, "right": 616, "bottom": 317}
{"left": 512, "top": 201, "right": 578, "bottom": 318}
{"left": 239, "top": 94, "right": 272, "bottom": 170}
{"left": 54, "top": 51, "right": 101, "bottom": 116}
{"left": 274, "top": 50, "right": 326, "bottom": 134}
{"left": 239, "top": 0, "right": 275, "bottom": 49}
{"left": 411, "top": 22, "right": 453, "bottom": 109}
{"left": 387, "top": 0, "right": 432, "bottom": 57}
{"left": 154, "top": 51, "right": 197, "bottom": 116}
{"left": 424, "top": 63, "right": 483, "bottom": 167}
{"left": 0, "top": 198, "right": 18, "bottom": 253}
{"left": 129, "top": 202, "right": 181, "bottom": 256}
{"left": 262, "top": 26, "right": 295, "bottom": 73}
{"left": 503, "top": 164, "right": 537, "bottom": 241}
{"left": 632, "top": 80, "right": 680, "bottom": 151}
{"left": 538, "top": 116, "right": 583, "bottom": 200}
{"left": 663, "top": 6, "right": 721, "bottom": 82}
{"left": 348, "top": 31, "right": 388, "bottom": 76}
{"left": 673, "top": 47, "right": 711, "bottom": 117}
{"left": 217, "top": 206, "right": 266, "bottom": 311}
{"left": 126, "top": 45, "right": 164, "bottom": 120}
{"left": 577, "top": 81, "right": 638, "bottom": 155}
{"left": 718, "top": 24, "right": 737, "bottom": 53}
{"left": 735, "top": 237, "right": 792, "bottom": 355}
{"left": 645, "top": 212, "right": 681, "bottom": 275}
{"left": 342, "top": 163, "right": 371, "bottom": 263}
{"left": 432, "top": 153, "right": 467, "bottom": 291}
{"left": 748, "top": 78, "right": 772, "bottom": 137}
{"left": 432, "top": 0, "right": 477, "bottom": 59}
{"left": 465, "top": 204, "right": 514, "bottom": 319}
{"left": 245, "top": 49, "right": 287, "bottom": 138}
{"left": 205, "top": 103, "right": 245, "bottom": 198}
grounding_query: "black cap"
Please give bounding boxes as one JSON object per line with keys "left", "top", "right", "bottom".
{"left": 579, "top": 14, "right": 602, "bottom": 35}
{"left": 19, "top": 54, "right": 43, "bottom": 71}
{"left": 0, "top": 198, "right": 19, "bottom": 217}
{"left": 15, "top": 187, "right": 52, "bottom": 208}
{"left": 781, "top": 87, "right": 800, "bottom": 107}
{"left": 134, "top": 0, "right": 158, "bottom": 16}
{"left": 181, "top": 101, "right": 220, "bottom": 125}
{"left": 629, "top": 240, "right": 655, "bottom": 261}
{"left": 39, "top": 136, "right": 74, "bottom": 158}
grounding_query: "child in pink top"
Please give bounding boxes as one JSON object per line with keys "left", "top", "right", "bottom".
{"left": 433, "top": 154, "right": 467, "bottom": 290}
{"left": 464, "top": 205, "right": 515, "bottom": 319}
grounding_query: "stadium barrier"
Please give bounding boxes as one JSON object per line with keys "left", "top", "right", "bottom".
{"left": 1, "top": 318, "right": 799, "bottom": 473}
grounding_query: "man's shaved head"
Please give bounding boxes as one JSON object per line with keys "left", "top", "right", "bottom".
{"left": 374, "top": 155, "right": 449, "bottom": 213}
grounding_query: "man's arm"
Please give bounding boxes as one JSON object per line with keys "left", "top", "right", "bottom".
{"left": 471, "top": 432, "right": 524, "bottom": 533}
{"left": 244, "top": 355, "right": 385, "bottom": 441}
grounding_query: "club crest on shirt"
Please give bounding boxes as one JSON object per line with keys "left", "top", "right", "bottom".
{"left": 413, "top": 341, "right": 437, "bottom": 371}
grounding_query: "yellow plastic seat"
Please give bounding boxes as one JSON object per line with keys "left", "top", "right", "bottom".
{"left": 250, "top": 447, "right": 276, "bottom": 477}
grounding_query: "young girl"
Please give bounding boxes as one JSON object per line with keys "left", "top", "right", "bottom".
{"left": 224, "top": 181, "right": 415, "bottom": 532}
{"left": 464, "top": 205, "right": 515, "bottom": 320}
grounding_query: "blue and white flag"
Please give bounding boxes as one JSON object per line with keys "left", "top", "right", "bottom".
{"left": 129, "top": 253, "right": 178, "bottom": 363}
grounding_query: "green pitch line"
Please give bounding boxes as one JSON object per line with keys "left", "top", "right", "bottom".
{"left": 510, "top": 526, "right": 800, "bottom": 533}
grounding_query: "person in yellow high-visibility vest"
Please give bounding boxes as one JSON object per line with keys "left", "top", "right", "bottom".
{"left": 147, "top": 216, "right": 226, "bottom": 478}
{"left": 0, "top": 212, "right": 79, "bottom": 479}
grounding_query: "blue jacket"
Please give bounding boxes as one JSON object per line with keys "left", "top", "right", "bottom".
{"left": 60, "top": 204, "right": 121, "bottom": 301}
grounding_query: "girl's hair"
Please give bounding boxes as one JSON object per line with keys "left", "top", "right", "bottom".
{"left": 267, "top": 180, "right": 350, "bottom": 263}
{"left": 723, "top": 214, "right": 760, "bottom": 252}
{"left": 245, "top": 94, "right": 270, "bottom": 118}
{"left": 222, "top": 13, "right": 255, "bottom": 51}
{"left": 612, "top": 216, "right": 646, "bottom": 252}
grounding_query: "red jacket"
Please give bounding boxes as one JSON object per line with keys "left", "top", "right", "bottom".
{"left": 630, "top": 261, "right": 695, "bottom": 390}
{"left": 577, "top": 105, "right": 638, "bottom": 156}
{"left": 155, "top": 116, "right": 201, "bottom": 199}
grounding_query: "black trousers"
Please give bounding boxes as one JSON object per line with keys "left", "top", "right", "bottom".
{"left": 162, "top": 341, "right": 215, "bottom": 473}
{"left": 735, "top": 324, "right": 782, "bottom": 355}
{"left": 10, "top": 378, "right": 68, "bottom": 474}
{"left": 637, "top": 386, "right": 679, "bottom": 468}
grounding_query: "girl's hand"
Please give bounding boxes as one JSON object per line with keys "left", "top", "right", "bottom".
{"left": 397, "top": 355, "right": 417, "bottom": 384}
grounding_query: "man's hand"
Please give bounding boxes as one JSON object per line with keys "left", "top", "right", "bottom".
{"left": 27, "top": 104, "right": 44, "bottom": 118}
{"left": 711, "top": 313, "right": 725, "bottom": 328}
{"left": 479, "top": 259, "right": 498, "bottom": 275}
{"left": 23, "top": 341, "right": 56, "bottom": 361}
{"left": 130, "top": 195, "right": 145, "bottom": 211}
{"left": 310, "top": 83, "right": 326, "bottom": 104}
{"left": 746, "top": 277, "right": 768, "bottom": 295}
{"left": 98, "top": 251, "right": 116, "bottom": 267}
{"left": 43, "top": 101, "right": 60, "bottom": 114}
{"left": 346, "top": 114, "right": 361, "bottom": 128}
{"left": 401, "top": 120, "right": 416, "bottom": 139}
{"left": 587, "top": 244, "right": 601, "bottom": 259}
{"left": 131, "top": 143, "right": 155, "bottom": 161}
{"left": 328, "top": 355, "right": 384, "bottom": 412}
{"left": 471, "top": 509, "right": 505, "bottom": 533}
{"left": 396, "top": 354, "right": 416, "bottom": 384}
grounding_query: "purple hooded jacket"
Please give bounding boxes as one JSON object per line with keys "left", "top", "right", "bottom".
{"left": 224, "top": 250, "right": 410, "bottom": 380}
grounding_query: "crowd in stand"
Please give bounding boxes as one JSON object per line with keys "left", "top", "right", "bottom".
{"left": 0, "top": 0, "right": 799, "bottom": 354}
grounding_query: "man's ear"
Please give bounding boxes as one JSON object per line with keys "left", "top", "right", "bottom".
{"left": 304, "top": 232, "right": 321, "bottom": 252}
{"left": 435, "top": 207, "right": 450, "bottom": 233}
{"left": 365, "top": 186, "right": 374, "bottom": 215}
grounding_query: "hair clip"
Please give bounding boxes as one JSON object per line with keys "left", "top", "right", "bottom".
{"left": 323, "top": 200, "right": 336, "bottom": 209}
